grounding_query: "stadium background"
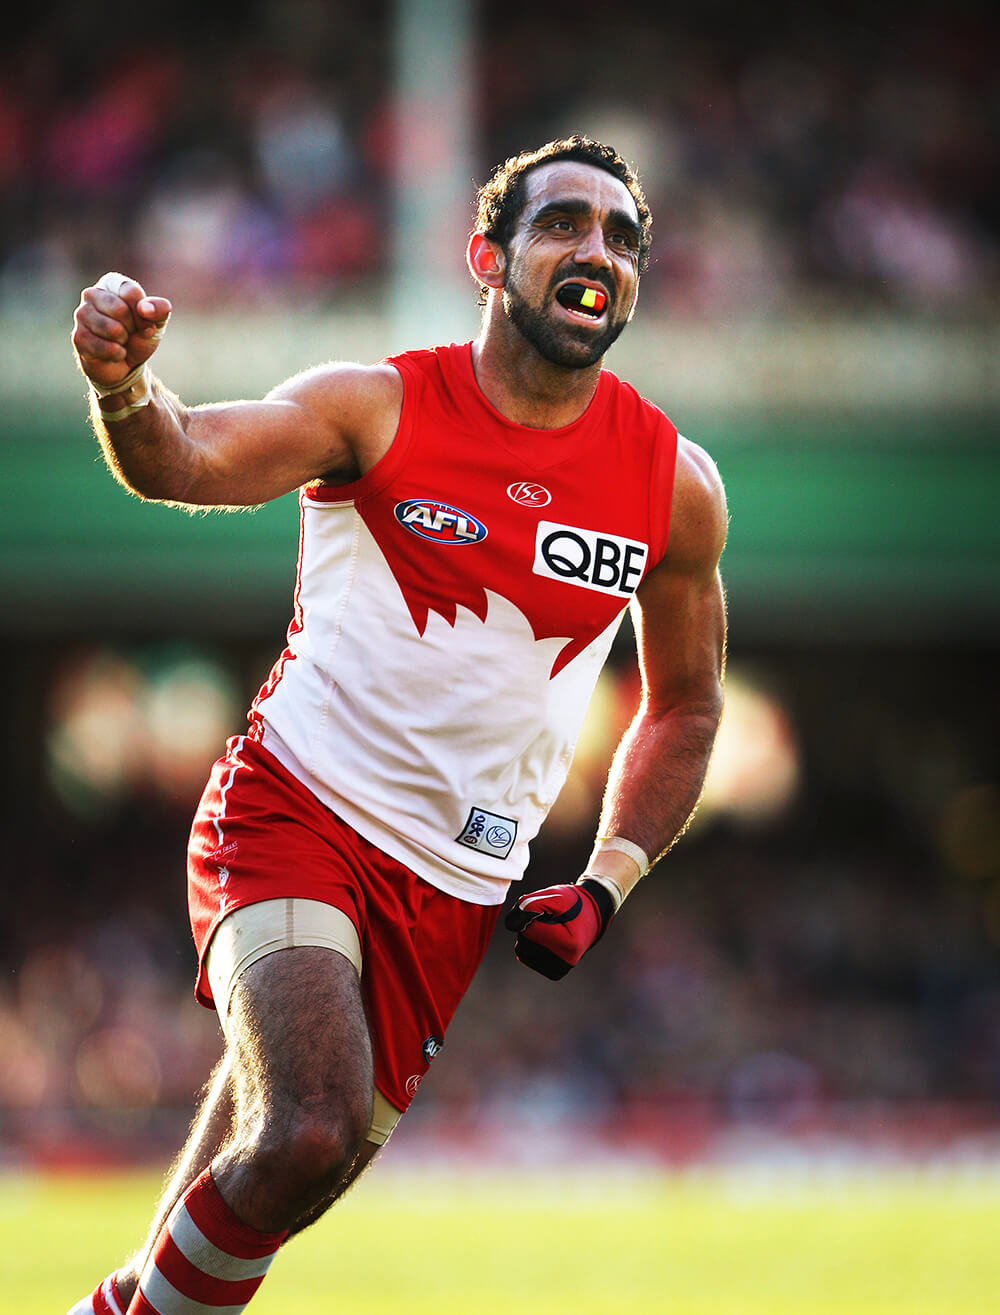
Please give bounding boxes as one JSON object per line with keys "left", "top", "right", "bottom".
{"left": 1, "top": 1, "right": 999, "bottom": 1304}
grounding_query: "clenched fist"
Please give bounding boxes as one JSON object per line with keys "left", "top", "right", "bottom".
{"left": 504, "top": 878, "right": 617, "bottom": 980}
{"left": 72, "top": 272, "right": 172, "bottom": 395}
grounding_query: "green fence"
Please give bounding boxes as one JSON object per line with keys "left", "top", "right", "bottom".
{"left": 1, "top": 407, "right": 997, "bottom": 641}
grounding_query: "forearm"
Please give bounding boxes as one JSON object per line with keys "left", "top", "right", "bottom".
{"left": 506, "top": 693, "right": 722, "bottom": 979}
{"left": 590, "top": 692, "right": 722, "bottom": 894}
{"left": 89, "top": 370, "right": 200, "bottom": 503}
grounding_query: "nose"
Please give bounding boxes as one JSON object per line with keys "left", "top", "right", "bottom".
{"left": 572, "top": 222, "right": 612, "bottom": 270}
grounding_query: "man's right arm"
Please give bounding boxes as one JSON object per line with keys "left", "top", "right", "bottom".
{"left": 71, "top": 272, "right": 402, "bottom": 508}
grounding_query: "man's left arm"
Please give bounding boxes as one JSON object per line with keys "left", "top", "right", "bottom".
{"left": 506, "top": 437, "right": 728, "bottom": 979}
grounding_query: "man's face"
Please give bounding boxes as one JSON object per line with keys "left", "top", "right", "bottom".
{"left": 501, "top": 161, "right": 642, "bottom": 369}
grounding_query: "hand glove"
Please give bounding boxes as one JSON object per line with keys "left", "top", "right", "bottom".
{"left": 504, "top": 879, "right": 617, "bottom": 980}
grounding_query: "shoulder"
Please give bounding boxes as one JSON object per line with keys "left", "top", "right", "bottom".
{"left": 603, "top": 370, "right": 677, "bottom": 433}
{"left": 663, "top": 435, "right": 728, "bottom": 575}
{"left": 267, "top": 360, "right": 404, "bottom": 418}
{"left": 261, "top": 361, "right": 405, "bottom": 478}
{"left": 274, "top": 360, "right": 403, "bottom": 453}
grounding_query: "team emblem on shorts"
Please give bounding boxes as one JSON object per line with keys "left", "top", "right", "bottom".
{"left": 423, "top": 1035, "right": 444, "bottom": 1063}
{"left": 394, "top": 498, "right": 487, "bottom": 545}
{"left": 456, "top": 807, "right": 518, "bottom": 859}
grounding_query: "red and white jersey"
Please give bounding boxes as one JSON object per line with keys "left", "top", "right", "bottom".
{"left": 248, "top": 342, "right": 677, "bottom": 904}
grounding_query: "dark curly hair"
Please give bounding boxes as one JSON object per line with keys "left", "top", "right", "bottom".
{"left": 474, "top": 135, "right": 653, "bottom": 278}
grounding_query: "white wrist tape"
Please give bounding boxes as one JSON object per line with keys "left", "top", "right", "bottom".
{"left": 93, "top": 363, "right": 153, "bottom": 420}
{"left": 579, "top": 872, "right": 626, "bottom": 914}
{"left": 590, "top": 836, "right": 650, "bottom": 878}
{"left": 92, "top": 361, "right": 148, "bottom": 398}
{"left": 101, "top": 396, "right": 150, "bottom": 422}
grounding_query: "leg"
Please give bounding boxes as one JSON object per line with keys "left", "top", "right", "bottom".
{"left": 127, "top": 945, "right": 376, "bottom": 1313}
{"left": 113, "top": 1055, "right": 236, "bottom": 1307}
{"left": 213, "top": 944, "right": 376, "bottom": 1231}
{"left": 286, "top": 1135, "right": 382, "bottom": 1237}
{"left": 67, "top": 1055, "right": 236, "bottom": 1313}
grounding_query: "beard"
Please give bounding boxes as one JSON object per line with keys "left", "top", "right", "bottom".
{"left": 502, "top": 263, "right": 631, "bottom": 369}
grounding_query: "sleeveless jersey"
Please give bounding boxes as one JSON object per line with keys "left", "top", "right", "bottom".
{"left": 248, "top": 341, "right": 678, "bottom": 904}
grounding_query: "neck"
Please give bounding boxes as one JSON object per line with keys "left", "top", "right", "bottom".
{"left": 471, "top": 305, "right": 603, "bottom": 429}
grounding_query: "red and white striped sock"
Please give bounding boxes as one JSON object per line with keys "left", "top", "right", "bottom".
{"left": 66, "top": 1272, "right": 126, "bottom": 1315}
{"left": 126, "top": 1167, "right": 287, "bottom": 1314}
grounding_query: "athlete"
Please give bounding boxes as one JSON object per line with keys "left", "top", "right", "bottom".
{"left": 68, "top": 136, "right": 727, "bottom": 1315}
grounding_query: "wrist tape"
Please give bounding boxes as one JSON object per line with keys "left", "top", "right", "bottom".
{"left": 577, "top": 872, "right": 624, "bottom": 914}
{"left": 592, "top": 836, "right": 650, "bottom": 876}
{"left": 92, "top": 361, "right": 148, "bottom": 398}
{"left": 579, "top": 837, "right": 651, "bottom": 914}
{"left": 93, "top": 362, "right": 152, "bottom": 420}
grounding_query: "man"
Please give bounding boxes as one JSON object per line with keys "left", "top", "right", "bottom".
{"left": 68, "top": 135, "right": 727, "bottom": 1315}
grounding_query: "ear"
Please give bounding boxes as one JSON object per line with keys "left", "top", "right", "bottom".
{"left": 466, "top": 232, "right": 506, "bottom": 290}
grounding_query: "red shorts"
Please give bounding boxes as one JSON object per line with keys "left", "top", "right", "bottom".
{"left": 187, "top": 736, "right": 501, "bottom": 1113}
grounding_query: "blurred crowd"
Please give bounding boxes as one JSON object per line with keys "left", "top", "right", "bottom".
{"left": 2, "top": 0, "right": 998, "bottom": 1165}
{"left": 2, "top": 1, "right": 997, "bottom": 316}
{"left": 1, "top": 640, "right": 997, "bottom": 1163}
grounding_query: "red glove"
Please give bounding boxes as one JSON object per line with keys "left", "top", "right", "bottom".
{"left": 504, "top": 879, "right": 616, "bottom": 980}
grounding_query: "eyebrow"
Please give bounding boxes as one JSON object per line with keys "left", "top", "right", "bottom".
{"left": 529, "top": 198, "right": 642, "bottom": 245}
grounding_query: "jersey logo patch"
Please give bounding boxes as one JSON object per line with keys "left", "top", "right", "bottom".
{"left": 507, "top": 480, "right": 552, "bottom": 507}
{"left": 532, "top": 521, "right": 649, "bottom": 597}
{"left": 456, "top": 807, "right": 518, "bottom": 859}
{"left": 394, "top": 498, "right": 487, "bottom": 545}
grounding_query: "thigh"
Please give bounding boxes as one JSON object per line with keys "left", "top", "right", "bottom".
{"left": 187, "top": 736, "right": 369, "bottom": 1014}
{"left": 226, "top": 944, "right": 374, "bottom": 1129}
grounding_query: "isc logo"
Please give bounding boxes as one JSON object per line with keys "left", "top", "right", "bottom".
{"left": 532, "top": 520, "right": 649, "bottom": 596}
{"left": 394, "top": 499, "right": 488, "bottom": 545}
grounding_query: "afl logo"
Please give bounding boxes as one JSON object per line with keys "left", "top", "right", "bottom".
{"left": 507, "top": 481, "right": 552, "bottom": 507}
{"left": 394, "top": 499, "right": 488, "bottom": 545}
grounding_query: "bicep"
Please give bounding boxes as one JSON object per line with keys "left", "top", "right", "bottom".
{"left": 175, "top": 362, "right": 402, "bottom": 507}
{"left": 631, "top": 562, "right": 726, "bottom": 712}
{"left": 632, "top": 437, "right": 728, "bottom": 711}
{"left": 181, "top": 396, "right": 345, "bottom": 506}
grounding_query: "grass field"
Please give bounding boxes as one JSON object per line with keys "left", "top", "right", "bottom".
{"left": 8, "top": 1159, "right": 1000, "bottom": 1314}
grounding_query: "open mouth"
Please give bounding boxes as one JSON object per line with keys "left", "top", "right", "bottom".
{"left": 555, "top": 282, "right": 608, "bottom": 320}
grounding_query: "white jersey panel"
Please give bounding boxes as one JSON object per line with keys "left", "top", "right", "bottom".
{"left": 258, "top": 499, "right": 624, "bottom": 903}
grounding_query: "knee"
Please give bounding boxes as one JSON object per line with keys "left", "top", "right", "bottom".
{"left": 287, "top": 1100, "right": 370, "bottom": 1183}
{"left": 254, "top": 1095, "right": 372, "bottom": 1198}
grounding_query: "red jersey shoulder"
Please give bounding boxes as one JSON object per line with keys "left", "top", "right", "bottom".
{"left": 382, "top": 346, "right": 437, "bottom": 399}
{"left": 385, "top": 344, "right": 471, "bottom": 427}
{"left": 601, "top": 369, "right": 677, "bottom": 443}
{"left": 598, "top": 370, "right": 679, "bottom": 563}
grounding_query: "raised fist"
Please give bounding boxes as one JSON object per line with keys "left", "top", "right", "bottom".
{"left": 72, "top": 272, "right": 172, "bottom": 394}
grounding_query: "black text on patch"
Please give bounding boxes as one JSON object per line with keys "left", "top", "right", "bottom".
{"left": 532, "top": 521, "right": 649, "bottom": 596}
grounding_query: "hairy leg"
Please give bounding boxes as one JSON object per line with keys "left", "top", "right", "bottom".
{"left": 110, "top": 943, "right": 381, "bottom": 1311}
{"left": 110, "top": 1053, "right": 235, "bottom": 1307}
{"left": 286, "top": 1136, "right": 383, "bottom": 1237}
{"left": 208, "top": 943, "right": 377, "bottom": 1233}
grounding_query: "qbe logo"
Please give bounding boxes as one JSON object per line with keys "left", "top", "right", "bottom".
{"left": 532, "top": 521, "right": 649, "bottom": 596}
{"left": 394, "top": 499, "right": 487, "bottom": 545}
